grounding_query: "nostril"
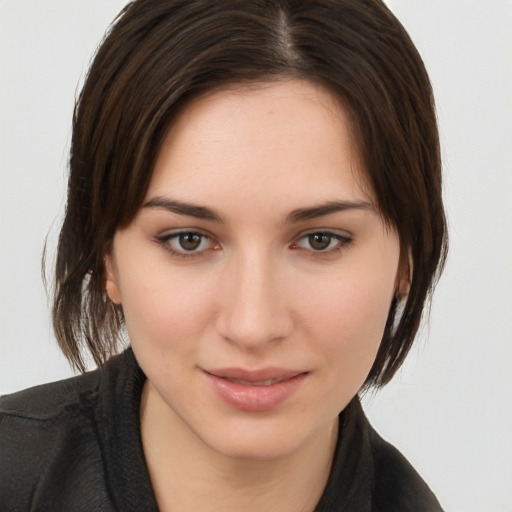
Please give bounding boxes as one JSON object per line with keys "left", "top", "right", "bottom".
{"left": 215, "top": 257, "right": 294, "bottom": 347}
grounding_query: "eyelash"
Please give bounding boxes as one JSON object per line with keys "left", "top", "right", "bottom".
{"left": 155, "top": 231, "right": 218, "bottom": 258}
{"left": 291, "top": 232, "right": 353, "bottom": 255}
{"left": 155, "top": 230, "right": 353, "bottom": 259}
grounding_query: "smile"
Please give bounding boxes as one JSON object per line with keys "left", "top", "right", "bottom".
{"left": 203, "top": 368, "right": 309, "bottom": 412}
{"left": 224, "top": 377, "right": 289, "bottom": 386}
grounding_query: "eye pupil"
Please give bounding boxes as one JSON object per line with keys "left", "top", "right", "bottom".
{"left": 309, "top": 233, "right": 331, "bottom": 250}
{"left": 179, "top": 233, "right": 202, "bottom": 251}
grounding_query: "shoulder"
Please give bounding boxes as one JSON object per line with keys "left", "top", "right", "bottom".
{"left": 0, "top": 353, "right": 132, "bottom": 511}
{"left": 317, "top": 398, "right": 444, "bottom": 512}
{"left": 0, "top": 347, "right": 135, "bottom": 420}
{"left": 0, "top": 366, "right": 101, "bottom": 420}
{"left": 368, "top": 424, "right": 444, "bottom": 512}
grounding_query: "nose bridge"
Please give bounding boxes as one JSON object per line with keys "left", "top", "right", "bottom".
{"left": 216, "top": 246, "right": 291, "bottom": 349}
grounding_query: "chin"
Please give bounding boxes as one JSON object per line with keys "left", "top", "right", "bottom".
{"left": 198, "top": 414, "right": 335, "bottom": 463}
{"left": 211, "top": 435, "right": 305, "bottom": 462}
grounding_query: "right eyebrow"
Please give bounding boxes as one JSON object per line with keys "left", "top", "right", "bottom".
{"left": 142, "top": 197, "right": 225, "bottom": 222}
{"left": 285, "top": 199, "right": 374, "bottom": 223}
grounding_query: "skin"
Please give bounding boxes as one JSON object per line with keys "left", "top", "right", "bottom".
{"left": 105, "top": 79, "right": 405, "bottom": 511}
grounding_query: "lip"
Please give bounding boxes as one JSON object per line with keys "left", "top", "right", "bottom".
{"left": 203, "top": 367, "right": 309, "bottom": 412}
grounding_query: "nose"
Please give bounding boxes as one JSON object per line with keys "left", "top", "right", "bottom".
{"left": 215, "top": 250, "right": 293, "bottom": 350}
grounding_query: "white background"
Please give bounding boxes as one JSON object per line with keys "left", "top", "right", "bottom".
{"left": 1, "top": 1, "right": 511, "bottom": 511}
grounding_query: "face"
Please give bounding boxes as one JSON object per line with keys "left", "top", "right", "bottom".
{"left": 106, "top": 79, "right": 403, "bottom": 461}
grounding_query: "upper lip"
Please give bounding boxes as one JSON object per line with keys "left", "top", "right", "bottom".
{"left": 204, "top": 367, "right": 307, "bottom": 383}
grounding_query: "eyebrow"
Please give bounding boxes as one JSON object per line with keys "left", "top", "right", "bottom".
{"left": 143, "top": 197, "right": 225, "bottom": 222}
{"left": 143, "top": 196, "right": 373, "bottom": 224}
{"left": 285, "top": 200, "right": 374, "bottom": 223}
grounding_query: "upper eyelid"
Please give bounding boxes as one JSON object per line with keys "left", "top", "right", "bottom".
{"left": 291, "top": 232, "right": 353, "bottom": 257}
{"left": 157, "top": 227, "right": 216, "bottom": 240}
{"left": 154, "top": 227, "right": 354, "bottom": 247}
{"left": 294, "top": 228, "right": 353, "bottom": 240}
{"left": 156, "top": 230, "right": 217, "bottom": 257}
{"left": 155, "top": 229, "right": 215, "bottom": 247}
{"left": 155, "top": 228, "right": 352, "bottom": 242}
{"left": 294, "top": 232, "right": 352, "bottom": 245}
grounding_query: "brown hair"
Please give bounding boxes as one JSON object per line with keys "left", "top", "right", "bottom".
{"left": 52, "top": 0, "right": 447, "bottom": 387}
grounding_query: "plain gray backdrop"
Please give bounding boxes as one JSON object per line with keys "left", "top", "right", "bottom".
{"left": 1, "top": 1, "right": 511, "bottom": 511}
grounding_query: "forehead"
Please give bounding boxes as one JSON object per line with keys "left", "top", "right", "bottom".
{"left": 146, "top": 79, "right": 373, "bottom": 212}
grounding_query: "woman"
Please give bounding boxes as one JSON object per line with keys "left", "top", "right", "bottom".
{"left": 0, "top": 0, "right": 447, "bottom": 510}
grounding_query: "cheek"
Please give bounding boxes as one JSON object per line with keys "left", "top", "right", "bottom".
{"left": 296, "top": 265, "right": 395, "bottom": 374}
{"left": 118, "top": 264, "right": 218, "bottom": 352}
{"left": 307, "top": 290, "right": 390, "bottom": 410}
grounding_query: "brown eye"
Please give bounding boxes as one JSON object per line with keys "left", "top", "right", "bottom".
{"left": 179, "top": 233, "right": 202, "bottom": 251}
{"left": 292, "top": 231, "right": 352, "bottom": 254}
{"left": 308, "top": 233, "right": 332, "bottom": 251}
{"left": 157, "top": 231, "right": 218, "bottom": 257}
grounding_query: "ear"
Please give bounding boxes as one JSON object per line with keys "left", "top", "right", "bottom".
{"left": 397, "top": 276, "right": 411, "bottom": 298}
{"left": 396, "top": 250, "right": 412, "bottom": 299}
{"left": 104, "top": 252, "right": 122, "bottom": 305}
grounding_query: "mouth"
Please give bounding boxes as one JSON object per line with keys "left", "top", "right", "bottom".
{"left": 204, "top": 367, "right": 307, "bottom": 384}
{"left": 203, "top": 368, "right": 309, "bottom": 412}
{"left": 222, "top": 377, "right": 289, "bottom": 386}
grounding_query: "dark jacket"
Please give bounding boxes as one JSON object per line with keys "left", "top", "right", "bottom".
{"left": 0, "top": 348, "right": 443, "bottom": 511}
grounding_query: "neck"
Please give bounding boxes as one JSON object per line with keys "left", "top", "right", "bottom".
{"left": 140, "top": 381, "right": 339, "bottom": 512}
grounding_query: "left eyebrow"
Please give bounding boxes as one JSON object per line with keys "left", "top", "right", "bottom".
{"left": 286, "top": 200, "right": 374, "bottom": 223}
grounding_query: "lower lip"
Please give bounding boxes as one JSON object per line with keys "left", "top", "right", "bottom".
{"left": 204, "top": 372, "right": 308, "bottom": 412}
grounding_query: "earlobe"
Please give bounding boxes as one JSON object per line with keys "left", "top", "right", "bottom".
{"left": 104, "top": 253, "right": 122, "bottom": 305}
{"left": 397, "top": 277, "right": 411, "bottom": 298}
{"left": 396, "top": 250, "right": 412, "bottom": 300}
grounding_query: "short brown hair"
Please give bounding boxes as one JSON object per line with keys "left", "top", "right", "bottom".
{"left": 52, "top": 0, "right": 447, "bottom": 387}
